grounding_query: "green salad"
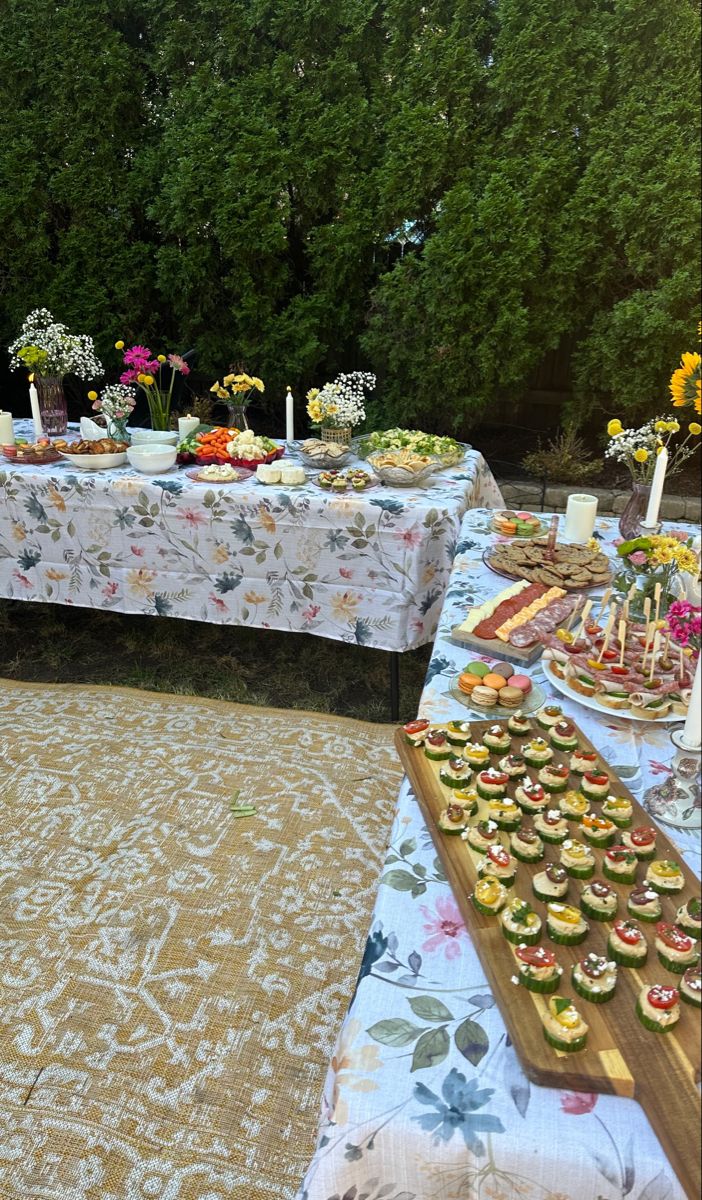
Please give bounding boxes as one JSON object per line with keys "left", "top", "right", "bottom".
{"left": 358, "top": 428, "right": 465, "bottom": 465}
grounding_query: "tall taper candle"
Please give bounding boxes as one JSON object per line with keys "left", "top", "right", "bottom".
{"left": 285, "top": 386, "right": 295, "bottom": 443}
{"left": 682, "top": 656, "right": 701, "bottom": 750}
{"left": 643, "top": 446, "right": 668, "bottom": 527}
{"left": 29, "top": 381, "right": 43, "bottom": 437}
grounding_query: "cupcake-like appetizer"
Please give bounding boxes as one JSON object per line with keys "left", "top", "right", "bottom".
{"left": 501, "top": 897, "right": 542, "bottom": 945}
{"left": 507, "top": 712, "right": 532, "bottom": 737}
{"left": 510, "top": 824, "right": 544, "bottom": 863}
{"left": 580, "top": 880, "right": 618, "bottom": 921}
{"left": 476, "top": 767, "right": 509, "bottom": 801}
{"left": 550, "top": 719, "right": 579, "bottom": 752}
{"left": 533, "top": 863, "right": 569, "bottom": 902}
{"left": 515, "top": 780, "right": 548, "bottom": 813}
{"left": 654, "top": 922, "right": 700, "bottom": 974}
{"left": 467, "top": 819, "right": 501, "bottom": 853}
{"left": 424, "top": 730, "right": 452, "bottom": 761}
{"left": 570, "top": 748, "right": 599, "bottom": 775}
{"left": 535, "top": 704, "right": 564, "bottom": 732}
{"left": 581, "top": 814, "right": 617, "bottom": 848}
{"left": 581, "top": 770, "right": 610, "bottom": 802}
{"left": 608, "top": 919, "right": 648, "bottom": 966}
{"left": 534, "top": 808, "right": 570, "bottom": 844}
{"left": 538, "top": 764, "right": 571, "bottom": 794}
{"left": 487, "top": 797, "right": 521, "bottom": 832}
{"left": 482, "top": 724, "right": 512, "bottom": 753}
{"left": 676, "top": 896, "right": 702, "bottom": 939}
{"left": 601, "top": 795, "right": 634, "bottom": 829}
{"left": 437, "top": 801, "right": 475, "bottom": 835}
{"left": 572, "top": 953, "right": 618, "bottom": 1004}
{"left": 546, "top": 902, "right": 589, "bottom": 945}
{"left": 523, "top": 737, "right": 553, "bottom": 768}
{"left": 558, "top": 790, "right": 589, "bottom": 822}
{"left": 560, "top": 839, "right": 596, "bottom": 880}
{"left": 603, "top": 846, "right": 638, "bottom": 885}
{"left": 680, "top": 964, "right": 701, "bottom": 1007}
{"left": 472, "top": 876, "right": 508, "bottom": 916}
{"left": 498, "top": 752, "right": 527, "bottom": 779}
{"left": 452, "top": 788, "right": 479, "bottom": 817}
{"left": 439, "top": 757, "right": 473, "bottom": 789}
{"left": 646, "top": 859, "right": 685, "bottom": 894}
{"left": 402, "top": 718, "right": 430, "bottom": 746}
{"left": 542, "top": 995, "right": 589, "bottom": 1052}
{"left": 478, "top": 844, "right": 517, "bottom": 888}
{"left": 515, "top": 944, "right": 562, "bottom": 993}
{"left": 627, "top": 886, "right": 663, "bottom": 924}
{"left": 620, "top": 826, "right": 657, "bottom": 861}
{"left": 445, "top": 719, "right": 473, "bottom": 747}
{"left": 636, "top": 983, "right": 680, "bottom": 1033}
{"left": 463, "top": 742, "right": 491, "bottom": 768}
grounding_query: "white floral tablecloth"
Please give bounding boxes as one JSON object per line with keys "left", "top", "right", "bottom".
{"left": 298, "top": 511, "right": 701, "bottom": 1200}
{"left": 0, "top": 424, "right": 502, "bottom": 652}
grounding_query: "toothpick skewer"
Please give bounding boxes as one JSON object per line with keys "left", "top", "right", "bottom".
{"left": 653, "top": 581, "right": 662, "bottom": 628}
{"left": 597, "top": 610, "right": 616, "bottom": 661}
{"left": 597, "top": 587, "right": 613, "bottom": 619}
{"left": 662, "top": 631, "right": 671, "bottom": 662}
{"left": 564, "top": 595, "right": 583, "bottom": 633}
{"left": 641, "top": 597, "right": 653, "bottom": 668}
{"left": 573, "top": 598, "right": 593, "bottom": 641}
{"left": 648, "top": 630, "right": 661, "bottom": 682}
{"left": 618, "top": 618, "right": 627, "bottom": 669}
{"left": 679, "top": 646, "right": 685, "bottom": 683}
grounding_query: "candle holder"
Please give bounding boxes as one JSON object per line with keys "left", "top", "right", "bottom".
{"left": 639, "top": 520, "right": 662, "bottom": 536}
{"left": 643, "top": 728, "right": 701, "bottom": 829}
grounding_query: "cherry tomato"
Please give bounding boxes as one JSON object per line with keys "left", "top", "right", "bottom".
{"left": 487, "top": 845, "right": 511, "bottom": 868}
{"left": 610, "top": 666, "right": 630, "bottom": 677}
{"left": 613, "top": 919, "right": 643, "bottom": 945}
{"left": 601, "top": 649, "right": 618, "bottom": 661}
{"left": 589, "top": 881, "right": 613, "bottom": 898}
{"left": 516, "top": 945, "right": 555, "bottom": 967}
{"left": 517, "top": 826, "right": 538, "bottom": 844}
{"left": 655, "top": 923, "right": 693, "bottom": 952}
{"left": 606, "top": 847, "right": 635, "bottom": 864}
{"left": 647, "top": 985, "right": 679, "bottom": 1011}
{"left": 404, "top": 719, "right": 429, "bottom": 735}
{"left": 554, "top": 720, "right": 575, "bottom": 736}
{"left": 480, "top": 770, "right": 509, "bottom": 786}
{"left": 584, "top": 772, "right": 609, "bottom": 786}
{"left": 576, "top": 751, "right": 598, "bottom": 762}
{"left": 630, "top": 827, "right": 656, "bottom": 847}
{"left": 580, "top": 954, "right": 609, "bottom": 979}
{"left": 546, "top": 765, "right": 569, "bottom": 779}
{"left": 543, "top": 811, "right": 562, "bottom": 826}
{"left": 546, "top": 864, "right": 567, "bottom": 884}
{"left": 426, "top": 733, "right": 446, "bottom": 746}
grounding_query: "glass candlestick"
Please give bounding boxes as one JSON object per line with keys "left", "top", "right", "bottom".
{"left": 643, "top": 728, "right": 701, "bottom": 829}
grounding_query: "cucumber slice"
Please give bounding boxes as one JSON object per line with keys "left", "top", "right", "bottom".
{"left": 635, "top": 999, "right": 678, "bottom": 1032}
{"left": 547, "top": 923, "right": 588, "bottom": 946}
{"left": 583, "top": 830, "right": 617, "bottom": 849}
{"left": 626, "top": 902, "right": 661, "bottom": 924}
{"left": 472, "top": 893, "right": 506, "bottom": 916}
{"left": 519, "top": 969, "right": 561, "bottom": 994}
{"left": 603, "top": 864, "right": 637, "bottom": 884}
{"left": 572, "top": 974, "right": 616, "bottom": 1004}
{"left": 580, "top": 897, "right": 617, "bottom": 921}
{"left": 512, "top": 845, "right": 545, "bottom": 864}
{"left": 503, "top": 923, "right": 541, "bottom": 946}
{"left": 543, "top": 1027, "right": 588, "bottom": 1052}
{"left": 681, "top": 987, "right": 701, "bottom": 1008}
{"left": 539, "top": 829, "right": 568, "bottom": 845}
{"left": 607, "top": 814, "right": 633, "bottom": 829}
{"left": 476, "top": 783, "right": 507, "bottom": 801}
{"left": 492, "top": 815, "right": 521, "bottom": 832}
{"left": 424, "top": 746, "right": 451, "bottom": 761}
{"left": 608, "top": 943, "right": 648, "bottom": 967}
{"left": 657, "top": 949, "right": 698, "bottom": 975}
{"left": 439, "top": 771, "right": 473, "bottom": 790}
{"left": 541, "top": 779, "right": 569, "bottom": 794}
{"left": 564, "top": 863, "right": 595, "bottom": 880}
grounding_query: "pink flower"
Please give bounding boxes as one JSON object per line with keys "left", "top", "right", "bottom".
{"left": 168, "top": 353, "right": 190, "bottom": 376}
{"left": 102, "top": 581, "right": 118, "bottom": 598}
{"left": 396, "top": 528, "right": 423, "bottom": 548}
{"left": 92, "top": 399, "right": 102, "bottom": 411}
{"left": 628, "top": 550, "right": 648, "bottom": 567}
{"left": 560, "top": 1092, "right": 598, "bottom": 1115}
{"left": 130, "top": 544, "right": 145, "bottom": 557}
{"left": 123, "top": 344, "right": 152, "bottom": 366}
{"left": 649, "top": 759, "right": 673, "bottom": 776}
{"left": 302, "top": 604, "right": 321, "bottom": 622}
{"left": 13, "top": 571, "right": 32, "bottom": 588}
{"left": 339, "top": 567, "right": 353, "bottom": 579}
{"left": 419, "top": 895, "right": 467, "bottom": 960}
{"left": 120, "top": 368, "right": 140, "bottom": 385}
{"left": 181, "top": 508, "right": 207, "bottom": 527}
{"left": 209, "top": 593, "right": 227, "bottom": 612}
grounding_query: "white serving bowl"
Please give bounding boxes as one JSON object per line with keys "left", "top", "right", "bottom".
{"left": 131, "top": 429, "right": 179, "bottom": 446}
{"left": 126, "top": 444, "right": 178, "bottom": 473}
{"left": 60, "top": 451, "right": 128, "bottom": 470}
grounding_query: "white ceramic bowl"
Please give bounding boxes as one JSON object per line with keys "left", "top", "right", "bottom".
{"left": 131, "top": 429, "right": 179, "bottom": 446}
{"left": 126, "top": 444, "right": 178, "bottom": 473}
{"left": 60, "top": 451, "right": 128, "bottom": 470}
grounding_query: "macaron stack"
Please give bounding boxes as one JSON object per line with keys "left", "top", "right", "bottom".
{"left": 458, "top": 660, "right": 533, "bottom": 709}
{"left": 492, "top": 510, "right": 543, "bottom": 538}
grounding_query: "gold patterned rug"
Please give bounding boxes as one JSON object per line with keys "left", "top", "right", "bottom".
{"left": 0, "top": 679, "right": 403, "bottom": 1200}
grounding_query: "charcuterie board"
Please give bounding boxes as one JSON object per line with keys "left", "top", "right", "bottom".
{"left": 450, "top": 622, "right": 543, "bottom": 665}
{"left": 396, "top": 716, "right": 701, "bottom": 1199}
{"left": 451, "top": 580, "right": 580, "bottom": 665}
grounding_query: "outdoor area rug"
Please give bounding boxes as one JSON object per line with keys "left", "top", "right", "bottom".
{"left": 0, "top": 679, "right": 403, "bottom": 1200}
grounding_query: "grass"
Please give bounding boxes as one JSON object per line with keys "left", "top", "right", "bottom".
{"left": 0, "top": 600, "right": 432, "bottom": 723}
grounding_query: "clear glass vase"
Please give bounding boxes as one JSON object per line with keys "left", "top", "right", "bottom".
{"left": 35, "top": 375, "right": 68, "bottom": 436}
{"left": 618, "top": 481, "right": 653, "bottom": 539}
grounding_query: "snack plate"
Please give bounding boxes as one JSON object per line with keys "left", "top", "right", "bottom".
{"left": 396, "top": 720, "right": 701, "bottom": 1200}
{"left": 186, "top": 468, "right": 253, "bottom": 484}
{"left": 543, "top": 661, "right": 684, "bottom": 726}
{"left": 448, "top": 675, "right": 546, "bottom": 717}
{"left": 490, "top": 517, "right": 548, "bottom": 539}
{"left": 2, "top": 447, "right": 62, "bottom": 465}
{"left": 312, "top": 473, "right": 379, "bottom": 493}
{"left": 483, "top": 548, "right": 611, "bottom": 593}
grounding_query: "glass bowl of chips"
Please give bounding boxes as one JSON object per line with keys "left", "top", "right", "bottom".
{"left": 366, "top": 448, "right": 438, "bottom": 486}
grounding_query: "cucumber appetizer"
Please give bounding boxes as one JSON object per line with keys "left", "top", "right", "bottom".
{"left": 654, "top": 922, "right": 700, "bottom": 974}
{"left": 546, "top": 902, "right": 589, "bottom": 945}
{"left": 580, "top": 770, "right": 610, "bottom": 802}
{"left": 626, "top": 886, "right": 662, "bottom": 924}
{"left": 501, "top": 897, "right": 542, "bottom": 945}
{"left": 438, "top": 757, "right": 473, "bottom": 789}
{"left": 645, "top": 859, "right": 685, "bottom": 894}
{"left": 535, "top": 704, "right": 564, "bottom": 731}
{"left": 402, "top": 718, "right": 430, "bottom": 747}
{"left": 581, "top": 814, "right": 617, "bottom": 848}
{"left": 514, "top": 780, "right": 548, "bottom": 814}
{"left": 558, "top": 790, "right": 589, "bottom": 822}
{"left": 498, "top": 752, "right": 527, "bottom": 779}
{"left": 542, "top": 995, "right": 589, "bottom": 1052}
{"left": 533, "top": 809, "right": 569, "bottom": 844}
{"left": 466, "top": 819, "right": 501, "bottom": 853}
{"left": 482, "top": 723, "right": 512, "bottom": 753}
{"left": 437, "top": 802, "right": 475, "bottom": 835}
{"left": 676, "top": 896, "right": 702, "bottom": 939}
{"left": 476, "top": 767, "right": 509, "bottom": 801}
{"left": 636, "top": 984, "right": 680, "bottom": 1033}
{"left": 538, "top": 764, "right": 571, "bottom": 795}
{"left": 463, "top": 742, "right": 491, "bottom": 767}
{"left": 507, "top": 713, "right": 532, "bottom": 737}
{"left": 569, "top": 749, "right": 599, "bottom": 775}
{"left": 533, "top": 863, "right": 569, "bottom": 902}
{"left": 603, "top": 846, "right": 638, "bottom": 884}
{"left": 510, "top": 824, "right": 544, "bottom": 863}
{"left": 560, "top": 839, "right": 596, "bottom": 880}
{"left": 580, "top": 880, "right": 618, "bottom": 921}
{"left": 620, "top": 826, "right": 657, "bottom": 861}
{"left": 680, "top": 964, "right": 701, "bottom": 1008}
{"left": 445, "top": 719, "right": 473, "bottom": 747}
{"left": 608, "top": 919, "right": 648, "bottom": 966}
{"left": 572, "top": 953, "right": 618, "bottom": 1003}
{"left": 472, "top": 876, "right": 508, "bottom": 916}
{"left": 515, "top": 944, "right": 562, "bottom": 994}
{"left": 478, "top": 844, "right": 517, "bottom": 888}
{"left": 549, "top": 719, "right": 579, "bottom": 752}
{"left": 424, "top": 731, "right": 452, "bottom": 761}
{"left": 486, "top": 797, "right": 521, "bottom": 832}
{"left": 522, "top": 738, "right": 554, "bottom": 768}
{"left": 601, "top": 795, "right": 634, "bottom": 829}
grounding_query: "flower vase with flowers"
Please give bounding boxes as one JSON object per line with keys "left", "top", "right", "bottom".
{"left": 116, "top": 341, "right": 190, "bottom": 431}
{"left": 306, "top": 372, "right": 375, "bottom": 445}
{"left": 665, "top": 600, "right": 701, "bottom": 660}
{"left": 614, "top": 533, "right": 700, "bottom": 620}
{"left": 605, "top": 414, "right": 700, "bottom": 538}
{"left": 87, "top": 383, "right": 137, "bottom": 442}
{"left": 209, "top": 371, "right": 264, "bottom": 429}
{"left": 8, "top": 308, "right": 103, "bottom": 436}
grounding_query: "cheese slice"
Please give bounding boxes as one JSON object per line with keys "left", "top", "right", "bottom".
{"left": 459, "top": 580, "right": 530, "bottom": 633}
{"left": 494, "top": 586, "right": 566, "bottom": 641}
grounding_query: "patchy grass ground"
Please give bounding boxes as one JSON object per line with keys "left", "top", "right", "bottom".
{"left": 0, "top": 600, "right": 431, "bottom": 723}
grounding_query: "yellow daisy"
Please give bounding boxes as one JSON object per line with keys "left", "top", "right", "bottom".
{"left": 669, "top": 351, "right": 701, "bottom": 414}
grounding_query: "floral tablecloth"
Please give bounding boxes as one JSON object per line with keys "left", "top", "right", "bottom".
{"left": 0, "top": 424, "right": 502, "bottom": 652}
{"left": 298, "top": 511, "right": 701, "bottom": 1200}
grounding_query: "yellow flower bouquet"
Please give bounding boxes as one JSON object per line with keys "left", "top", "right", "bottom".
{"left": 209, "top": 371, "right": 264, "bottom": 429}
{"left": 605, "top": 415, "right": 700, "bottom": 483}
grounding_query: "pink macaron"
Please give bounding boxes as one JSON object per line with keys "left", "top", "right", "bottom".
{"left": 509, "top": 674, "right": 532, "bottom": 695}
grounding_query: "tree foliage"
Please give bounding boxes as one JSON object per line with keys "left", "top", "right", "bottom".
{"left": 0, "top": 0, "right": 699, "bottom": 429}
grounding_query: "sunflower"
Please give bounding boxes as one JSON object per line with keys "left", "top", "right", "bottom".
{"left": 669, "top": 351, "right": 701, "bottom": 415}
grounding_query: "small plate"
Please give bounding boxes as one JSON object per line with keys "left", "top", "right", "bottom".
{"left": 482, "top": 548, "right": 611, "bottom": 593}
{"left": 60, "top": 450, "right": 128, "bottom": 470}
{"left": 312, "top": 472, "right": 379, "bottom": 494}
{"left": 186, "top": 467, "right": 253, "bottom": 484}
{"left": 448, "top": 675, "right": 546, "bottom": 718}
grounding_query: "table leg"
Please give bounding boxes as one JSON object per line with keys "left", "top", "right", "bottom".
{"left": 389, "top": 652, "right": 400, "bottom": 722}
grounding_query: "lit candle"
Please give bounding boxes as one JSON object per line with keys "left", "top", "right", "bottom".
{"left": 285, "top": 386, "right": 295, "bottom": 443}
{"left": 0, "top": 411, "right": 15, "bottom": 445}
{"left": 29, "top": 380, "right": 43, "bottom": 437}
{"left": 643, "top": 446, "right": 668, "bottom": 528}
{"left": 682, "top": 656, "right": 701, "bottom": 750}
{"left": 563, "top": 493, "right": 598, "bottom": 543}
{"left": 178, "top": 413, "right": 200, "bottom": 441}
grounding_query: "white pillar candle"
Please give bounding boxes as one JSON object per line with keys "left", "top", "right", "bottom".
{"left": 682, "top": 656, "right": 701, "bottom": 750}
{"left": 643, "top": 446, "right": 667, "bottom": 527}
{"left": 285, "top": 386, "right": 295, "bottom": 442}
{"left": 563, "top": 493, "right": 598, "bottom": 543}
{"left": 0, "top": 411, "right": 15, "bottom": 445}
{"left": 29, "top": 381, "right": 43, "bottom": 437}
{"left": 178, "top": 414, "right": 200, "bottom": 441}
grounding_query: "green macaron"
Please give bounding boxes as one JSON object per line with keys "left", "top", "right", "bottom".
{"left": 467, "top": 661, "right": 490, "bottom": 678}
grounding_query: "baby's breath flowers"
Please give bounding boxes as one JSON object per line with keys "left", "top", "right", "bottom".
{"left": 306, "top": 371, "right": 375, "bottom": 429}
{"left": 90, "top": 383, "right": 137, "bottom": 440}
{"left": 605, "top": 415, "right": 699, "bottom": 482}
{"left": 9, "top": 308, "right": 103, "bottom": 379}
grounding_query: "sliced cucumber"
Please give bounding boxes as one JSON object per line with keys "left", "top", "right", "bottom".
{"left": 581, "top": 897, "right": 617, "bottom": 921}
{"left": 635, "top": 1000, "right": 678, "bottom": 1032}
{"left": 547, "top": 923, "right": 588, "bottom": 946}
{"left": 572, "top": 973, "right": 616, "bottom": 1004}
{"left": 543, "top": 1027, "right": 588, "bottom": 1052}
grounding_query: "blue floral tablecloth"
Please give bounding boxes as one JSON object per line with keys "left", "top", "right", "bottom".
{"left": 0, "top": 425, "right": 502, "bottom": 652}
{"left": 298, "top": 511, "right": 701, "bottom": 1200}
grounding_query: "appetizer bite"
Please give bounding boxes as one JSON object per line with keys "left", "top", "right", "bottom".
{"left": 580, "top": 880, "right": 618, "bottom": 921}
{"left": 581, "top": 814, "right": 618, "bottom": 848}
{"left": 608, "top": 919, "right": 648, "bottom": 966}
{"left": 438, "top": 757, "right": 473, "bottom": 789}
{"left": 478, "top": 844, "right": 517, "bottom": 888}
{"left": 601, "top": 795, "right": 634, "bottom": 829}
{"left": 627, "top": 886, "right": 663, "bottom": 924}
{"left": 534, "top": 808, "right": 570, "bottom": 844}
{"left": 533, "top": 863, "right": 569, "bottom": 902}
{"left": 501, "top": 898, "right": 542, "bottom": 945}
{"left": 654, "top": 923, "right": 700, "bottom": 974}
{"left": 620, "top": 826, "right": 657, "bottom": 861}
{"left": 680, "top": 964, "right": 701, "bottom": 1007}
{"left": 546, "top": 902, "right": 589, "bottom": 945}
{"left": 515, "top": 945, "right": 562, "bottom": 993}
{"left": 424, "top": 731, "right": 452, "bottom": 761}
{"left": 645, "top": 859, "right": 685, "bottom": 894}
{"left": 676, "top": 896, "right": 702, "bottom": 939}
{"left": 636, "top": 984, "right": 680, "bottom": 1033}
{"left": 572, "top": 953, "right": 618, "bottom": 1004}
{"left": 472, "top": 877, "right": 508, "bottom": 916}
{"left": 510, "top": 824, "right": 545, "bottom": 863}
{"left": 560, "top": 840, "right": 596, "bottom": 880}
{"left": 603, "top": 846, "right": 638, "bottom": 884}
{"left": 542, "top": 995, "right": 589, "bottom": 1052}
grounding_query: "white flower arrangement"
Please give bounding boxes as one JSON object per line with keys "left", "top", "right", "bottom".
{"left": 306, "top": 371, "right": 375, "bottom": 429}
{"left": 605, "top": 414, "right": 699, "bottom": 482}
{"left": 8, "top": 307, "right": 103, "bottom": 379}
{"left": 92, "top": 383, "right": 137, "bottom": 423}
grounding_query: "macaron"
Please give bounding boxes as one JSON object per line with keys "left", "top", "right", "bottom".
{"left": 482, "top": 673, "right": 508, "bottom": 691}
{"left": 466, "top": 661, "right": 490, "bottom": 678}
{"left": 498, "top": 686, "right": 524, "bottom": 708}
{"left": 492, "top": 661, "right": 515, "bottom": 680}
{"left": 458, "top": 673, "right": 482, "bottom": 693}
{"left": 472, "top": 685, "right": 499, "bottom": 707}
{"left": 509, "top": 674, "right": 532, "bottom": 695}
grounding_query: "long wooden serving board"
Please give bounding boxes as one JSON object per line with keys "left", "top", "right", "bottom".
{"left": 396, "top": 720, "right": 701, "bottom": 1199}
{"left": 450, "top": 622, "right": 543, "bottom": 665}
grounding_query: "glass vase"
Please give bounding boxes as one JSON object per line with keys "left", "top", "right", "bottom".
{"left": 107, "top": 418, "right": 130, "bottom": 444}
{"left": 35, "top": 375, "right": 68, "bottom": 437}
{"left": 618, "top": 481, "right": 653, "bottom": 539}
{"left": 225, "top": 404, "right": 250, "bottom": 431}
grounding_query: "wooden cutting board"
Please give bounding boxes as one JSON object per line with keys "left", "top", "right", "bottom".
{"left": 395, "top": 720, "right": 701, "bottom": 1199}
{"left": 450, "top": 622, "right": 543, "bottom": 665}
